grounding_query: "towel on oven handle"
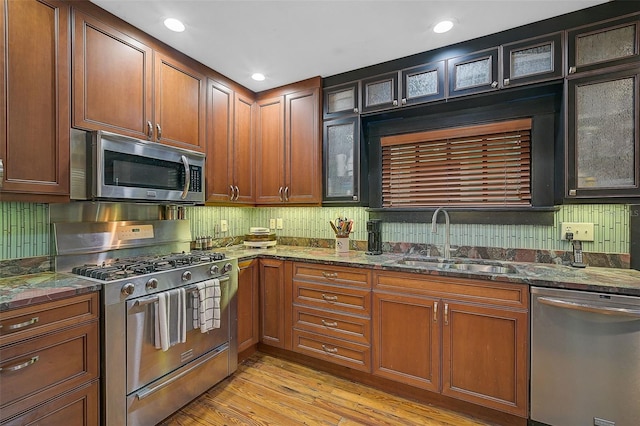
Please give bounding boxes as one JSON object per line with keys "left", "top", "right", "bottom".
{"left": 154, "top": 288, "right": 187, "bottom": 351}
{"left": 192, "top": 279, "right": 221, "bottom": 332}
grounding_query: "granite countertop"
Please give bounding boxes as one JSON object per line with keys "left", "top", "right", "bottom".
{"left": 2, "top": 245, "right": 639, "bottom": 312}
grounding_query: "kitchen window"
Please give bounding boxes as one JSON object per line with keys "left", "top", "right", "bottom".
{"left": 381, "top": 119, "right": 532, "bottom": 208}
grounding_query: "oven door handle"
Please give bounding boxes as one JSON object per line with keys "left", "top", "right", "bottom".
{"left": 134, "top": 275, "right": 230, "bottom": 307}
{"left": 538, "top": 296, "right": 640, "bottom": 318}
{"left": 135, "top": 344, "right": 228, "bottom": 400}
{"left": 180, "top": 155, "right": 190, "bottom": 200}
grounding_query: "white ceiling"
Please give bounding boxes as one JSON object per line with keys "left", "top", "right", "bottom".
{"left": 90, "top": 0, "right": 609, "bottom": 92}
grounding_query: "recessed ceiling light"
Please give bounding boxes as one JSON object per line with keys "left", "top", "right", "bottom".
{"left": 164, "top": 18, "right": 185, "bottom": 32}
{"left": 434, "top": 20, "right": 454, "bottom": 34}
{"left": 251, "top": 73, "right": 266, "bottom": 81}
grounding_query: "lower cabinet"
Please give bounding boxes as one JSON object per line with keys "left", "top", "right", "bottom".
{"left": 373, "top": 270, "right": 529, "bottom": 418}
{"left": 237, "top": 259, "right": 259, "bottom": 353}
{"left": 259, "top": 258, "right": 291, "bottom": 349}
{"left": 0, "top": 292, "right": 100, "bottom": 425}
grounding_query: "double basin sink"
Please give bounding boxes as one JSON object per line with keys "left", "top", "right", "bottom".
{"left": 395, "top": 257, "right": 519, "bottom": 275}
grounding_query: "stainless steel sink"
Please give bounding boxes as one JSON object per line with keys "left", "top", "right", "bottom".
{"left": 396, "top": 258, "right": 518, "bottom": 275}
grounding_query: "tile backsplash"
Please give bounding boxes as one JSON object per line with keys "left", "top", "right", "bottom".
{"left": 0, "top": 202, "right": 630, "bottom": 261}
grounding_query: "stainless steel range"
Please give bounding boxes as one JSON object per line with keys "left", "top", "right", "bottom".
{"left": 51, "top": 203, "right": 237, "bottom": 426}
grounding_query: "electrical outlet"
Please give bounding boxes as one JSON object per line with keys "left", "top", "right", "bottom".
{"left": 561, "top": 222, "right": 594, "bottom": 241}
{"left": 269, "top": 218, "right": 276, "bottom": 229}
{"left": 220, "top": 219, "right": 228, "bottom": 233}
{"left": 276, "top": 218, "right": 283, "bottom": 230}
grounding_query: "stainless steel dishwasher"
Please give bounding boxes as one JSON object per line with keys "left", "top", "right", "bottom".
{"left": 531, "top": 287, "right": 640, "bottom": 426}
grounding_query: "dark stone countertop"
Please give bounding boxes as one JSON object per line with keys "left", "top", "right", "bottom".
{"left": 2, "top": 245, "right": 639, "bottom": 312}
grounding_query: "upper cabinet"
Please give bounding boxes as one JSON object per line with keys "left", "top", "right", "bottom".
{"left": 323, "top": 81, "right": 359, "bottom": 120}
{"left": 448, "top": 48, "right": 500, "bottom": 97}
{"left": 502, "top": 32, "right": 564, "bottom": 87}
{"left": 205, "top": 78, "right": 255, "bottom": 204}
{"left": 567, "top": 14, "right": 640, "bottom": 75}
{"left": 0, "top": 0, "right": 70, "bottom": 203}
{"left": 361, "top": 72, "right": 400, "bottom": 113}
{"left": 255, "top": 78, "right": 322, "bottom": 205}
{"left": 73, "top": 10, "right": 206, "bottom": 152}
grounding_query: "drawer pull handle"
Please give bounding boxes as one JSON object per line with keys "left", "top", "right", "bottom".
{"left": 321, "top": 320, "right": 338, "bottom": 327}
{"left": 322, "top": 272, "right": 338, "bottom": 279}
{"left": 0, "top": 356, "right": 39, "bottom": 372}
{"left": 322, "top": 345, "right": 338, "bottom": 354}
{"left": 0, "top": 316, "right": 39, "bottom": 331}
{"left": 321, "top": 294, "right": 338, "bottom": 302}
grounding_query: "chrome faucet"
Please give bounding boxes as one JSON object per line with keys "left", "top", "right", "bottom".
{"left": 431, "top": 207, "right": 451, "bottom": 259}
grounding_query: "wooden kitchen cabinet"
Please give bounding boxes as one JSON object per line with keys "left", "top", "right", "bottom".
{"left": 73, "top": 9, "right": 206, "bottom": 152}
{"left": 237, "top": 259, "right": 259, "bottom": 354}
{"left": 255, "top": 77, "right": 322, "bottom": 205}
{"left": 205, "top": 79, "right": 255, "bottom": 204}
{"left": 291, "top": 262, "right": 372, "bottom": 372}
{"left": 259, "top": 258, "right": 291, "bottom": 349}
{"left": 372, "top": 270, "right": 529, "bottom": 418}
{"left": 0, "top": 0, "right": 70, "bottom": 203}
{"left": 0, "top": 292, "right": 100, "bottom": 424}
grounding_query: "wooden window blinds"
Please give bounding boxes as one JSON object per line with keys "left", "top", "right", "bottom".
{"left": 381, "top": 118, "right": 532, "bottom": 207}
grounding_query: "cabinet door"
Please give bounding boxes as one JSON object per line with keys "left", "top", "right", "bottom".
{"left": 448, "top": 48, "right": 499, "bottom": 97}
{"left": 237, "top": 259, "right": 259, "bottom": 353}
{"left": 567, "top": 69, "right": 639, "bottom": 200}
{"left": 285, "top": 87, "right": 321, "bottom": 204}
{"left": 441, "top": 301, "right": 528, "bottom": 417}
{"left": 205, "top": 79, "right": 234, "bottom": 202}
{"left": 401, "top": 60, "right": 446, "bottom": 106}
{"left": 154, "top": 52, "right": 206, "bottom": 152}
{"left": 72, "top": 10, "right": 153, "bottom": 140}
{"left": 372, "top": 292, "right": 440, "bottom": 392}
{"left": 259, "top": 258, "right": 290, "bottom": 349}
{"left": 0, "top": 0, "right": 70, "bottom": 201}
{"left": 502, "top": 32, "right": 563, "bottom": 87}
{"left": 323, "top": 81, "right": 359, "bottom": 119}
{"left": 568, "top": 14, "right": 640, "bottom": 75}
{"left": 233, "top": 92, "right": 255, "bottom": 204}
{"left": 323, "top": 117, "right": 360, "bottom": 203}
{"left": 361, "top": 72, "right": 399, "bottom": 113}
{"left": 255, "top": 96, "right": 285, "bottom": 204}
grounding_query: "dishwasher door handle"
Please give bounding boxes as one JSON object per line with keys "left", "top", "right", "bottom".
{"left": 538, "top": 296, "right": 640, "bottom": 318}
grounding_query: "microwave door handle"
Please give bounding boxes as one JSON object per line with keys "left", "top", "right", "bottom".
{"left": 180, "top": 155, "right": 190, "bottom": 199}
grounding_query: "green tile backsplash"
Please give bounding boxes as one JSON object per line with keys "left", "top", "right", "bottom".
{"left": 0, "top": 202, "right": 631, "bottom": 260}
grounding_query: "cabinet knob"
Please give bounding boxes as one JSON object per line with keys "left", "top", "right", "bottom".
{"left": 503, "top": 78, "right": 510, "bottom": 86}
{"left": 353, "top": 107, "right": 359, "bottom": 113}
{"left": 401, "top": 98, "right": 407, "bottom": 105}
{"left": 568, "top": 66, "right": 577, "bottom": 74}
{"left": 392, "top": 99, "right": 398, "bottom": 106}
{"left": 491, "top": 81, "right": 499, "bottom": 88}
{"left": 569, "top": 189, "right": 577, "bottom": 196}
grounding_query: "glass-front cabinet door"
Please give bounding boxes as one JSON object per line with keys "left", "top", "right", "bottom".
{"left": 323, "top": 116, "right": 361, "bottom": 203}
{"left": 361, "top": 72, "right": 399, "bottom": 113}
{"left": 567, "top": 69, "right": 640, "bottom": 200}
{"left": 568, "top": 14, "right": 639, "bottom": 75}
{"left": 448, "top": 48, "right": 499, "bottom": 97}
{"left": 401, "top": 60, "right": 446, "bottom": 106}
{"left": 324, "top": 81, "right": 359, "bottom": 120}
{"left": 502, "top": 32, "right": 563, "bottom": 87}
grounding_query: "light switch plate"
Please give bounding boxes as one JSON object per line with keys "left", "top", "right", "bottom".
{"left": 276, "top": 218, "right": 283, "bottom": 230}
{"left": 560, "top": 222, "right": 594, "bottom": 241}
{"left": 220, "top": 219, "right": 228, "bottom": 233}
{"left": 269, "top": 218, "right": 276, "bottom": 229}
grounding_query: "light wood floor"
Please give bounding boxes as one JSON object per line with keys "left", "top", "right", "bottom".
{"left": 160, "top": 352, "right": 492, "bottom": 425}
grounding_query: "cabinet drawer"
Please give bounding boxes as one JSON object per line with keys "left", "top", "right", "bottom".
{"left": 293, "top": 305, "right": 370, "bottom": 345}
{"left": 1, "top": 379, "right": 99, "bottom": 426}
{"left": 0, "top": 292, "right": 99, "bottom": 346}
{"left": 0, "top": 322, "right": 99, "bottom": 420}
{"left": 292, "top": 329, "right": 371, "bottom": 372}
{"left": 292, "top": 262, "right": 371, "bottom": 289}
{"left": 293, "top": 281, "right": 371, "bottom": 316}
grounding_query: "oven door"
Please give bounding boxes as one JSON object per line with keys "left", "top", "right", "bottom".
{"left": 125, "top": 280, "right": 230, "bottom": 394}
{"left": 93, "top": 131, "right": 205, "bottom": 203}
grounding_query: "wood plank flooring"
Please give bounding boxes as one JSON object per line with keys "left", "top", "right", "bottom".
{"left": 160, "top": 353, "right": 492, "bottom": 426}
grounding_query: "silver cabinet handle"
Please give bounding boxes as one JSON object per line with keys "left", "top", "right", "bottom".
{"left": 401, "top": 98, "right": 407, "bottom": 105}
{"left": 491, "top": 81, "right": 499, "bottom": 88}
{"left": 147, "top": 121, "right": 153, "bottom": 139}
{"left": 0, "top": 158, "right": 3, "bottom": 188}
{"left": 284, "top": 186, "right": 289, "bottom": 202}
{"left": 321, "top": 345, "right": 338, "bottom": 354}
{"left": 444, "top": 303, "right": 449, "bottom": 325}
{"left": 180, "top": 155, "right": 190, "bottom": 199}
{"left": 156, "top": 123, "right": 162, "bottom": 141}
{"left": 321, "top": 294, "right": 338, "bottom": 302}
{"left": 0, "top": 316, "right": 39, "bottom": 331}
{"left": 0, "top": 356, "right": 39, "bottom": 372}
{"left": 278, "top": 186, "right": 283, "bottom": 202}
{"left": 321, "top": 319, "right": 338, "bottom": 327}
{"left": 229, "top": 185, "right": 234, "bottom": 201}
{"left": 392, "top": 99, "right": 398, "bottom": 106}
{"left": 353, "top": 107, "right": 359, "bottom": 113}
{"left": 234, "top": 186, "right": 239, "bottom": 201}
{"left": 503, "top": 78, "right": 510, "bottom": 86}
{"left": 322, "top": 272, "right": 338, "bottom": 279}
{"left": 538, "top": 297, "right": 640, "bottom": 318}
{"left": 433, "top": 301, "right": 438, "bottom": 323}
{"left": 568, "top": 66, "right": 577, "bottom": 74}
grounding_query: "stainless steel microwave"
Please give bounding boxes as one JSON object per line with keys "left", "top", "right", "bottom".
{"left": 71, "top": 130, "right": 205, "bottom": 204}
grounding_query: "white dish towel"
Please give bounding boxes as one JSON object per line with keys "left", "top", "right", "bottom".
{"left": 154, "top": 288, "right": 187, "bottom": 351}
{"left": 192, "top": 279, "right": 221, "bottom": 332}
